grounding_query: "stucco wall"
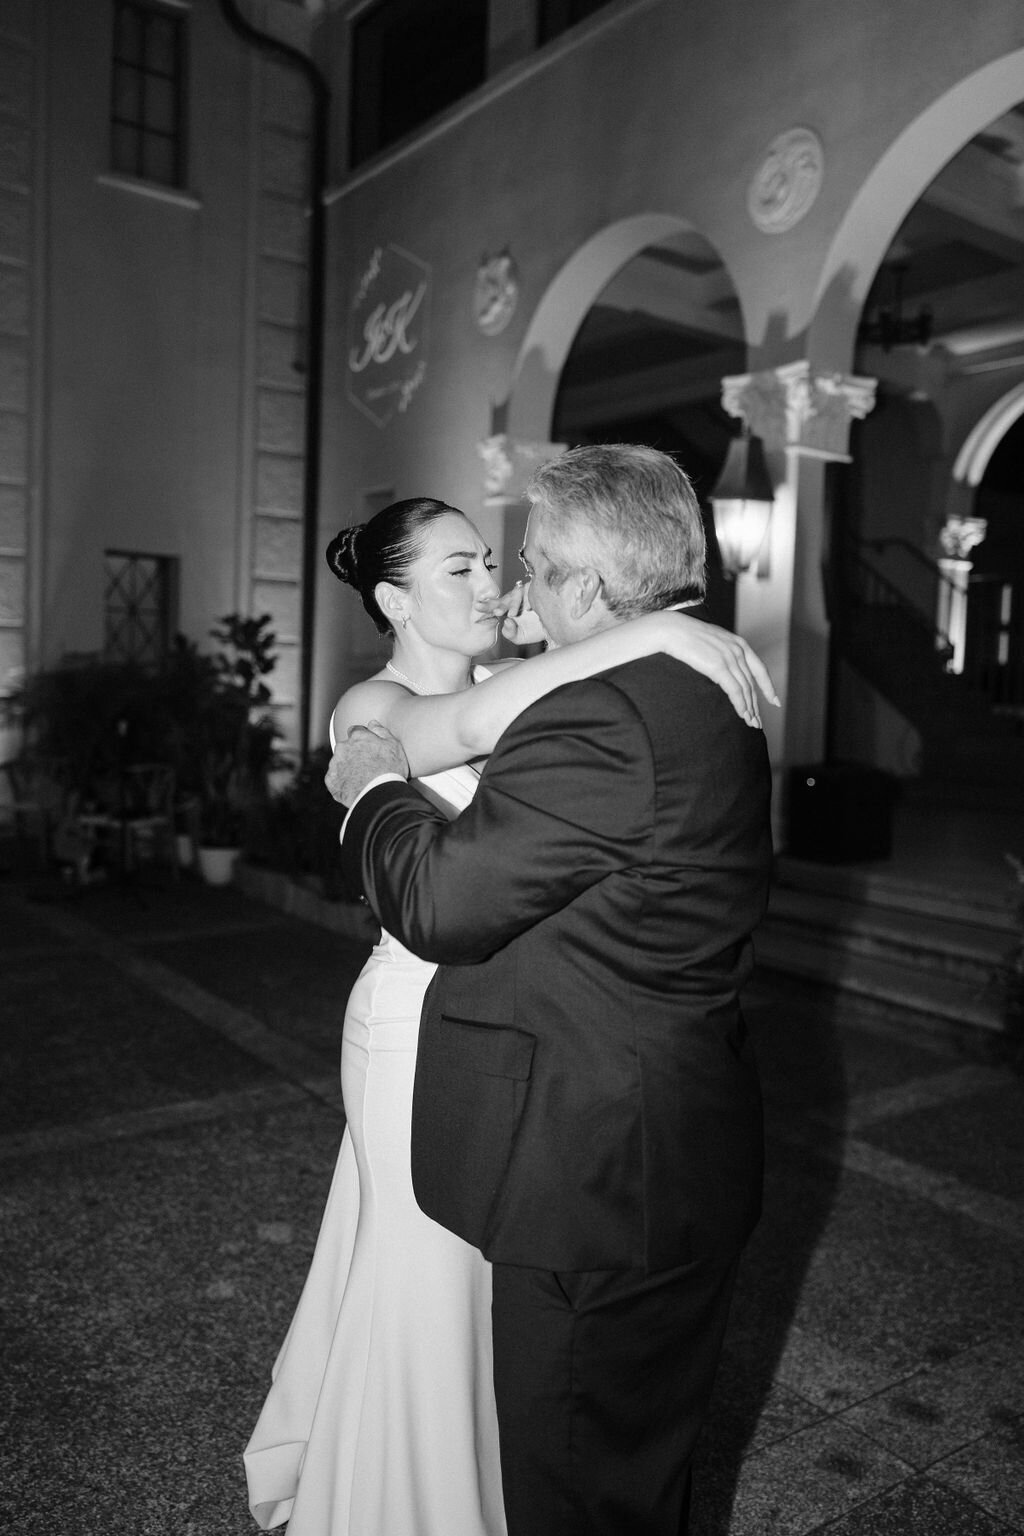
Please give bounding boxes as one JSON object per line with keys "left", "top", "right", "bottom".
{"left": 312, "top": 0, "right": 1024, "bottom": 732}
{"left": 40, "top": 0, "right": 257, "bottom": 662}
{"left": 11, "top": 0, "right": 1023, "bottom": 774}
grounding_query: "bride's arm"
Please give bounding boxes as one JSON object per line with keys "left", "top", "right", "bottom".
{"left": 331, "top": 609, "right": 778, "bottom": 779}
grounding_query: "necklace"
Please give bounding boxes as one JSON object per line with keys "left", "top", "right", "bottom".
{"left": 385, "top": 659, "right": 476, "bottom": 696}
{"left": 385, "top": 660, "right": 430, "bottom": 695}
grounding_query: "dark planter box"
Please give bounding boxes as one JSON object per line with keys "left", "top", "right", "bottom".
{"left": 786, "top": 760, "right": 897, "bottom": 863}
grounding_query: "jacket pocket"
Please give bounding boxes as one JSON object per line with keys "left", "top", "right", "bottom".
{"left": 439, "top": 1015, "right": 535, "bottom": 1081}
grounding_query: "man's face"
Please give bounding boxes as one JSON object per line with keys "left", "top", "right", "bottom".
{"left": 519, "top": 509, "right": 578, "bottom": 650}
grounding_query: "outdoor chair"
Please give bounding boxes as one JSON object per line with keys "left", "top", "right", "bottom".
{"left": 69, "top": 762, "right": 179, "bottom": 881}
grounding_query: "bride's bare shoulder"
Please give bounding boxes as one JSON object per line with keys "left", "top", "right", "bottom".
{"left": 330, "top": 672, "right": 406, "bottom": 738}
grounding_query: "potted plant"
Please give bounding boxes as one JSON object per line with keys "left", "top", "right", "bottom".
{"left": 2, "top": 616, "right": 283, "bottom": 884}
{"left": 243, "top": 745, "right": 348, "bottom": 899}
{"left": 165, "top": 614, "right": 284, "bottom": 884}
{"left": 3, "top": 653, "right": 180, "bottom": 877}
{"left": 3, "top": 654, "right": 168, "bottom": 798}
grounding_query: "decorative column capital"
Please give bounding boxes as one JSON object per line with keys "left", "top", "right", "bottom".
{"left": 721, "top": 360, "right": 877, "bottom": 460}
{"left": 478, "top": 435, "right": 565, "bottom": 501}
{"left": 938, "top": 515, "right": 987, "bottom": 562}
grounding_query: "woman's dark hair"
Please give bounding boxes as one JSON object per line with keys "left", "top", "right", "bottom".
{"left": 325, "top": 497, "right": 463, "bottom": 637}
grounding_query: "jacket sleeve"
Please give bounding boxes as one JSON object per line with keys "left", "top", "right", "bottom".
{"left": 341, "top": 677, "right": 650, "bottom": 964}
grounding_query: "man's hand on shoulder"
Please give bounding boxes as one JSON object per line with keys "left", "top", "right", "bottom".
{"left": 325, "top": 721, "right": 410, "bottom": 807}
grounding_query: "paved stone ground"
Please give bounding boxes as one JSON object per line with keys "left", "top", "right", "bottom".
{"left": 2, "top": 866, "right": 1022, "bottom": 1535}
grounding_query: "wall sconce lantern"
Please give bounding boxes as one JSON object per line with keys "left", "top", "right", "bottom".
{"left": 710, "top": 427, "right": 774, "bottom": 578}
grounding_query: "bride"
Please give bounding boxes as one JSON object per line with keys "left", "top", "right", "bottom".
{"left": 243, "top": 495, "right": 775, "bottom": 1536}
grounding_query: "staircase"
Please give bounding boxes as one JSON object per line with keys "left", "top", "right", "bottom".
{"left": 757, "top": 538, "right": 1021, "bottom": 1034}
{"left": 753, "top": 856, "right": 1016, "bottom": 1035}
{"left": 834, "top": 540, "right": 1024, "bottom": 809}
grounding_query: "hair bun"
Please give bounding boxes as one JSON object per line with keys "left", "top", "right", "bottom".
{"left": 326, "top": 524, "right": 363, "bottom": 587}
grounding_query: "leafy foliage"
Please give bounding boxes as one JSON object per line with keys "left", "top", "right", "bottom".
{"left": 243, "top": 745, "right": 349, "bottom": 900}
{"left": 181, "top": 614, "right": 284, "bottom": 845}
{"left": 6, "top": 658, "right": 170, "bottom": 798}
{"left": 5, "top": 613, "right": 285, "bottom": 847}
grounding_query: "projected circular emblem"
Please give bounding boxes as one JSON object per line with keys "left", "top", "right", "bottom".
{"left": 473, "top": 252, "right": 519, "bottom": 337}
{"left": 748, "top": 128, "right": 824, "bottom": 234}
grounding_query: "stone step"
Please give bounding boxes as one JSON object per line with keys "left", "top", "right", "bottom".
{"left": 764, "top": 884, "right": 1009, "bottom": 986}
{"left": 899, "top": 773, "right": 1024, "bottom": 818}
{"left": 753, "top": 926, "right": 1005, "bottom": 1033}
{"left": 755, "top": 857, "right": 1016, "bottom": 1034}
{"left": 772, "top": 856, "right": 1016, "bottom": 931}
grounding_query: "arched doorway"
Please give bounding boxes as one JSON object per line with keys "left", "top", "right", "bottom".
{"left": 811, "top": 51, "right": 1024, "bottom": 367}
{"left": 969, "top": 412, "right": 1024, "bottom": 707}
{"left": 550, "top": 228, "right": 747, "bottom": 623}
{"left": 507, "top": 215, "right": 705, "bottom": 442}
{"left": 808, "top": 56, "right": 1024, "bottom": 807}
{"left": 504, "top": 218, "right": 747, "bottom": 623}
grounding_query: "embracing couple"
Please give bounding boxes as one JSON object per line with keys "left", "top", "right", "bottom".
{"left": 244, "top": 443, "right": 775, "bottom": 1536}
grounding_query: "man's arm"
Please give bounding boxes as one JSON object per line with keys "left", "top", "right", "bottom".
{"left": 342, "top": 678, "right": 649, "bottom": 965}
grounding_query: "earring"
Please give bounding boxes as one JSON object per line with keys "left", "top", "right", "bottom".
{"left": 400, "top": 615, "right": 409, "bottom": 629}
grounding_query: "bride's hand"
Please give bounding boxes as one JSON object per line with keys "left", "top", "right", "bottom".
{"left": 657, "top": 612, "right": 779, "bottom": 728}
{"left": 494, "top": 580, "right": 546, "bottom": 648}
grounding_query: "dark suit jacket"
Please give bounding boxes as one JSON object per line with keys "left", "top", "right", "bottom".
{"left": 342, "top": 650, "right": 773, "bottom": 1272}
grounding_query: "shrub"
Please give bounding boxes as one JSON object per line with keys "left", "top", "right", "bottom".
{"left": 243, "top": 746, "right": 350, "bottom": 900}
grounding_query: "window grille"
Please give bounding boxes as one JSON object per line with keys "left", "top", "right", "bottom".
{"left": 104, "top": 551, "right": 178, "bottom": 667}
{"left": 110, "top": 0, "right": 187, "bottom": 188}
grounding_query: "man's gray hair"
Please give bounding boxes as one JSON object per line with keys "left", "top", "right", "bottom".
{"left": 526, "top": 444, "right": 706, "bottom": 619}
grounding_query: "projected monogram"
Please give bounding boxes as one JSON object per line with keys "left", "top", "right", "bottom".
{"left": 347, "top": 244, "right": 431, "bottom": 427}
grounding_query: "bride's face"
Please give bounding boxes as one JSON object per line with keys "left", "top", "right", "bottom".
{"left": 403, "top": 514, "right": 502, "bottom": 654}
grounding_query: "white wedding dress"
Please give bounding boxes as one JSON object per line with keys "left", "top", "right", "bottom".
{"left": 244, "top": 753, "right": 506, "bottom": 1536}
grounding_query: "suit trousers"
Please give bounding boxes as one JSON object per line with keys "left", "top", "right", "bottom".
{"left": 490, "top": 1252, "right": 739, "bottom": 1536}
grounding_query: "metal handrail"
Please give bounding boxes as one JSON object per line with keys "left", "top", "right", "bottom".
{"left": 842, "top": 541, "right": 954, "bottom": 658}
{"left": 861, "top": 535, "right": 963, "bottom": 632}
{"left": 863, "top": 534, "right": 939, "bottom": 572}
{"left": 841, "top": 541, "right": 1023, "bottom": 709}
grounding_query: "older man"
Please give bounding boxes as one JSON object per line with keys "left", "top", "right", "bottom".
{"left": 330, "top": 444, "right": 773, "bottom": 1535}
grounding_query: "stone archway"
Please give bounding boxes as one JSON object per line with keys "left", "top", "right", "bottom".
{"left": 951, "top": 387, "right": 1024, "bottom": 700}
{"left": 487, "top": 212, "right": 748, "bottom": 638}
{"left": 952, "top": 382, "right": 1024, "bottom": 490}
{"left": 805, "top": 49, "right": 1024, "bottom": 794}
{"left": 809, "top": 48, "right": 1024, "bottom": 372}
{"left": 505, "top": 214, "right": 713, "bottom": 444}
